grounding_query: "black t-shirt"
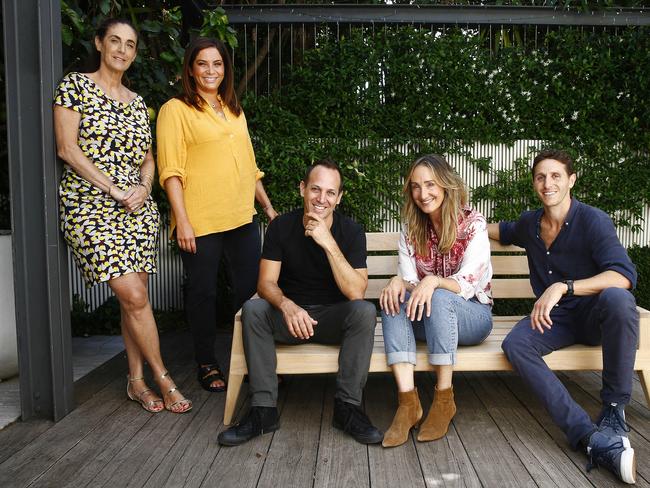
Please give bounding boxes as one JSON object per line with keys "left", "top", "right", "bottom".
{"left": 262, "top": 208, "right": 367, "bottom": 306}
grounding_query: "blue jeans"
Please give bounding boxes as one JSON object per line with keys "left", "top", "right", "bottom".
{"left": 502, "top": 288, "right": 639, "bottom": 449}
{"left": 382, "top": 289, "right": 493, "bottom": 366}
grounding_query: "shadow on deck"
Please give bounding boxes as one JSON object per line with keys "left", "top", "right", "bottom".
{"left": 0, "top": 329, "right": 648, "bottom": 487}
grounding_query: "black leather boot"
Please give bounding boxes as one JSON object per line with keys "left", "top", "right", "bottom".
{"left": 217, "top": 406, "right": 279, "bottom": 446}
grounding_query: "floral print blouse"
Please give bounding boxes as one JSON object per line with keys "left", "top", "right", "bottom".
{"left": 398, "top": 207, "right": 493, "bottom": 305}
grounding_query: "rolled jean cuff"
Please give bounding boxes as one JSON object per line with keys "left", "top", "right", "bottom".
{"left": 386, "top": 351, "right": 416, "bottom": 366}
{"left": 428, "top": 352, "right": 454, "bottom": 366}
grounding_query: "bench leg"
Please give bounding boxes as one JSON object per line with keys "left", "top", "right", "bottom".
{"left": 638, "top": 370, "right": 650, "bottom": 408}
{"left": 223, "top": 373, "right": 245, "bottom": 426}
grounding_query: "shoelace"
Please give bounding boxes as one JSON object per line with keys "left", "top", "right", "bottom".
{"left": 600, "top": 405, "right": 630, "bottom": 433}
{"left": 586, "top": 439, "right": 625, "bottom": 472}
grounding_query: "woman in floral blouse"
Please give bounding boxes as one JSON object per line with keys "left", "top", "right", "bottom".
{"left": 379, "top": 154, "right": 493, "bottom": 448}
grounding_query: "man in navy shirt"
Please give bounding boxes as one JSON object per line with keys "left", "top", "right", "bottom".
{"left": 218, "top": 159, "right": 382, "bottom": 446}
{"left": 488, "top": 149, "right": 639, "bottom": 484}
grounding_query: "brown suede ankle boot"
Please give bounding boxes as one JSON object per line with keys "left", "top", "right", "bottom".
{"left": 382, "top": 388, "right": 423, "bottom": 448}
{"left": 417, "top": 386, "right": 456, "bottom": 442}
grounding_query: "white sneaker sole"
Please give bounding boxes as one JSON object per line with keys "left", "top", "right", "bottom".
{"left": 619, "top": 438, "right": 636, "bottom": 484}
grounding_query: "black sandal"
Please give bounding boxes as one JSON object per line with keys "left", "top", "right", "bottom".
{"left": 197, "top": 364, "right": 227, "bottom": 392}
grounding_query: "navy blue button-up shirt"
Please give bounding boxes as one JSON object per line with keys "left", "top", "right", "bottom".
{"left": 499, "top": 198, "right": 637, "bottom": 309}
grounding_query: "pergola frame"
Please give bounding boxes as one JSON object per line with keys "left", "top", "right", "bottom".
{"left": 222, "top": 4, "right": 650, "bottom": 26}
{"left": 2, "top": 0, "right": 72, "bottom": 421}
{"left": 0, "top": 3, "right": 647, "bottom": 422}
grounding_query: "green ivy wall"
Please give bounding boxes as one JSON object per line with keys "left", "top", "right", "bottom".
{"left": 244, "top": 27, "right": 650, "bottom": 232}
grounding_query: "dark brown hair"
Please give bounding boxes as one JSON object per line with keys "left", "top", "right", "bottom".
{"left": 532, "top": 149, "right": 575, "bottom": 177}
{"left": 176, "top": 37, "right": 241, "bottom": 116}
{"left": 83, "top": 18, "right": 138, "bottom": 73}
{"left": 303, "top": 159, "right": 344, "bottom": 193}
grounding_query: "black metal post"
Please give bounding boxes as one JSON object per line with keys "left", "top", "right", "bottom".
{"left": 2, "top": 0, "right": 73, "bottom": 420}
{"left": 222, "top": 5, "right": 649, "bottom": 26}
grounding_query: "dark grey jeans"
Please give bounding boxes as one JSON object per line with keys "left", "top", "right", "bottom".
{"left": 241, "top": 298, "right": 377, "bottom": 407}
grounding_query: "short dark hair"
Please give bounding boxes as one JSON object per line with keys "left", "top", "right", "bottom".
{"left": 177, "top": 37, "right": 241, "bottom": 116}
{"left": 83, "top": 18, "right": 138, "bottom": 73}
{"left": 303, "top": 159, "right": 344, "bottom": 192}
{"left": 532, "top": 149, "right": 575, "bottom": 177}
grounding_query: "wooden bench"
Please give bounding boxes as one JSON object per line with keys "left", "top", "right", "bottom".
{"left": 224, "top": 232, "right": 650, "bottom": 425}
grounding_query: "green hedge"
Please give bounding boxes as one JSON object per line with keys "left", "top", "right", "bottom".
{"left": 629, "top": 246, "right": 650, "bottom": 309}
{"left": 244, "top": 27, "right": 649, "bottom": 230}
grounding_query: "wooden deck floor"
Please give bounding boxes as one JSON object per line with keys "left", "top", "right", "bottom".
{"left": 0, "top": 329, "right": 648, "bottom": 488}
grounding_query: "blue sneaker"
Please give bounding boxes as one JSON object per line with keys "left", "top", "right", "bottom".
{"left": 597, "top": 403, "right": 630, "bottom": 438}
{"left": 586, "top": 430, "right": 636, "bottom": 484}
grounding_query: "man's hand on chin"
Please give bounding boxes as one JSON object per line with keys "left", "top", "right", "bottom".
{"left": 304, "top": 212, "right": 334, "bottom": 248}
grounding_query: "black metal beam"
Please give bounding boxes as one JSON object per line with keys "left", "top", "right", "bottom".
{"left": 222, "top": 5, "right": 649, "bottom": 26}
{"left": 3, "top": 0, "right": 74, "bottom": 420}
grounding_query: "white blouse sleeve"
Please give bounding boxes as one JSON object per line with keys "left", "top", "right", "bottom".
{"left": 449, "top": 219, "right": 493, "bottom": 301}
{"left": 397, "top": 229, "right": 419, "bottom": 284}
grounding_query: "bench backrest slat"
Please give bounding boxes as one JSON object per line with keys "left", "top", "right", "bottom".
{"left": 366, "top": 277, "right": 534, "bottom": 300}
{"left": 366, "top": 255, "right": 530, "bottom": 277}
{"left": 365, "top": 232, "right": 533, "bottom": 300}
{"left": 366, "top": 232, "right": 524, "bottom": 253}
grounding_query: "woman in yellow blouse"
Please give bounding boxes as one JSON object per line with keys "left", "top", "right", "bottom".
{"left": 157, "top": 37, "right": 277, "bottom": 392}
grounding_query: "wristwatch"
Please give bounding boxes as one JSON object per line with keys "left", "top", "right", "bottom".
{"left": 564, "top": 279, "right": 574, "bottom": 297}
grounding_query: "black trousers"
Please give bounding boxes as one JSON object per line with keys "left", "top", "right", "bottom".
{"left": 179, "top": 220, "right": 261, "bottom": 365}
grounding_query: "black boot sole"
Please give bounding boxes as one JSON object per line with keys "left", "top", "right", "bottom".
{"left": 217, "top": 422, "right": 280, "bottom": 447}
{"left": 332, "top": 419, "right": 384, "bottom": 444}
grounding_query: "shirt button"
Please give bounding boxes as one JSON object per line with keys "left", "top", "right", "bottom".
{"left": 548, "top": 270, "right": 553, "bottom": 274}
{"left": 546, "top": 251, "right": 550, "bottom": 255}
{"left": 230, "top": 134, "right": 234, "bottom": 138}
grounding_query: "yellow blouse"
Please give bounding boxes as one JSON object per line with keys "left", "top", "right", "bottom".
{"left": 156, "top": 97, "right": 263, "bottom": 237}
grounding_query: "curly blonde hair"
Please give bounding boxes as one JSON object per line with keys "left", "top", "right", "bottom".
{"left": 402, "top": 154, "right": 468, "bottom": 256}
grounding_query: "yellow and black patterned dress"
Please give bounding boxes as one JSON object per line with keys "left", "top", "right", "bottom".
{"left": 54, "top": 72, "right": 159, "bottom": 285}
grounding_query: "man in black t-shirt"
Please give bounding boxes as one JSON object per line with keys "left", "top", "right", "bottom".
{"left": 218, "top": 159, "right": 382, "bottom": 446}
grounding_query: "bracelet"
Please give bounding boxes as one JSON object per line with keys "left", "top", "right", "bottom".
{"left": 139, "top": 178, "right": 152, "bottom": 193}
{"left": 140, "top": 174, "right": 153, "bottom": 191}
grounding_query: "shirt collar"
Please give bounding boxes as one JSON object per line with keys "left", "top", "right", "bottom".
{"left": 535, "top": 197, "right": 579, "bottom": 236}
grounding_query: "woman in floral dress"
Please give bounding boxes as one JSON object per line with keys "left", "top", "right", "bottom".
{"left": 53, "top": 18, "right": 191, "bottom": 414}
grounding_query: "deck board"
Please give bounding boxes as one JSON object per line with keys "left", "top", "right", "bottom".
{"left": 501, "top": 373, "right": 644, "bottom": 488}
{"left": 451, "top": 374, "right": 535, "bottom": 487}
{"left": 366, "top": 374, "right": 426, "bottom": 488}
{"left": 468, "top": 371, "right": 593, "bottom": 487}
{"left": 146, "top": 386, "right": 234, "bottom": 488}
{"left": 0, "top": 329, "right": 648, "bottom": 487}
{"left": 201, "top": 376, "right": 290, "bottom": 488}
{"left": 257, "top": 376, "right": 325, "bottom": 488}
{"left": 415, "top": 373, "right": 482, "bottom": 488}
{"left": 313, "top": 379, "right": 370, "bottom": 488}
